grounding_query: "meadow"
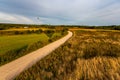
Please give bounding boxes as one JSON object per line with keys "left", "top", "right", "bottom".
{"left": 15, "top": 30, "right": 120, "bottom": 80}
{"left": 0, "top": 34, "right": 49, "bottom": 55}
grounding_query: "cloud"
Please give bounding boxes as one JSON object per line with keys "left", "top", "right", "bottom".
{"left": 0, "top": 0, "right": 120, "bottom": 25}
{"left": 84, "top": 2, "right": 120, "bottom": 25}
{"left": 0, "top": 12, "right": 38, "bottom": 24}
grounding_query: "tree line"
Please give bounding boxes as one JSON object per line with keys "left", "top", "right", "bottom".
{"left": 0, "top": 23, "right": 120, "bottom": 30}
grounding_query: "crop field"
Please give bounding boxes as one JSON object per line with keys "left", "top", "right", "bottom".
{"left": 15, "top": 30, "right": 120, "bottom": 80}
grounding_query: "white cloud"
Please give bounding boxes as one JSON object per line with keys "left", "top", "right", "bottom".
{"left": 0, "top": 12, "right": 37, "bottom": 24}
{"left": 83, "top": 2, "right": 120, "bottom": 25}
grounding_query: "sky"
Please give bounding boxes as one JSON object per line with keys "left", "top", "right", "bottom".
{"left": 0, "top": 0, "right": 120, "bottom": 25}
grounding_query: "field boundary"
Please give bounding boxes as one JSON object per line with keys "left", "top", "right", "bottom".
{"left": 0, "top": 31, "right": 73, "bottom": 80}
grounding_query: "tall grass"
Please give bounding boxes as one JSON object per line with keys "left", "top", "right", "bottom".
{"left": 15, "top": 30, "right": 120, "bottom": 80}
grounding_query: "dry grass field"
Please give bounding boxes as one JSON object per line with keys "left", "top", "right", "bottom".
{"left": 15, "top": 30, "right": 120, "bottom": 80}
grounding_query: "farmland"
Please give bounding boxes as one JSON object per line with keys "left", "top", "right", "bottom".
{"left": 15, "top": 30, "right": 120, "bottom": 80}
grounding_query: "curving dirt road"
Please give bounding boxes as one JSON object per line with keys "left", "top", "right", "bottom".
{"left": 0, "top": 31, "right": 73, "bottom": 80}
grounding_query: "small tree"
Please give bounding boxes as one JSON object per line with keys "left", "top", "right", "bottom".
{"left": 45, "top": 30, "right": 54, "bottom": 38}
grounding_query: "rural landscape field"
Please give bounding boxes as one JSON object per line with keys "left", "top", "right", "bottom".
{"left": 14, "top": 28, "right": 120, "bottom": 80}
{"left": 0, "top": 0, "right": 120, "bottom": 80}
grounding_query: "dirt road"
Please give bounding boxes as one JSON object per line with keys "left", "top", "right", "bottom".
{"left": 0, "top": 31, "right": 73, "bottom": 80}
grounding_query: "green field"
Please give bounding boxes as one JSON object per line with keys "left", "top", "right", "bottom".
{"left": 0, "top": 33, "right": 49, "bottom": 55}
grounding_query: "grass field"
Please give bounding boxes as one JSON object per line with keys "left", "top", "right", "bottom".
{"left": 0, "top": 33, "right": 49, "bottom": 55}
{"left": 15, "top": 30, "right": 120, "bottom": 80}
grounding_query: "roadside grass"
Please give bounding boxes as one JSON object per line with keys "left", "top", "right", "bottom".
{"left": 15, "top": 30, "right": 120, "bottom": 80}
{"left": 49, "top": 32, "right": 63, "bottom": 42}
{"left": 51, "top": 32, "right": 62, "bottom": 38}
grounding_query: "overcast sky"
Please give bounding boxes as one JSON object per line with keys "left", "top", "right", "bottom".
{"left": 0, "top": 0, "right": 120, "bottom": 25}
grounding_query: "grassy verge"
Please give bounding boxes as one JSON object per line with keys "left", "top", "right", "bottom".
{"left": 15, "top": 30, "right": 120, "bottom": 80}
